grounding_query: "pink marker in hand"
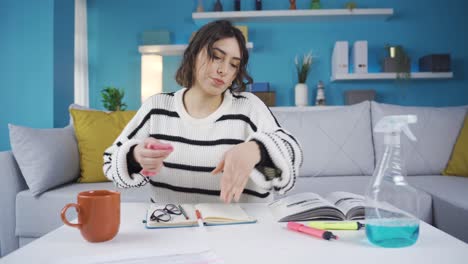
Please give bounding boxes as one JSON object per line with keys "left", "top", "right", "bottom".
{"left": 141, "top": 143, "right": 174, "bottom": 176}
{"left": 140, "top": 170, "right": 156, "bottom": 177}
{"left": 147, "top": 143, "right": 174, "bottom": 151}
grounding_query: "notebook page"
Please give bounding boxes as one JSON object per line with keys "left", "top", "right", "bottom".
{"left": 195, "top": 203, "right": 252, "bottom": 222}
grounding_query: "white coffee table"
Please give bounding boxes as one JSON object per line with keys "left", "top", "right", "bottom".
{"left": 2, "top": 203, "right": 467, "bottom": 264}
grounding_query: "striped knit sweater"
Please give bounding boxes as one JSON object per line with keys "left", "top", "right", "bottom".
{"left": 103, "top": 88, "right": 303, "bottom": 203}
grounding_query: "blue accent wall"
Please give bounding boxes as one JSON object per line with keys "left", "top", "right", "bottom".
{"left": 87, "top": 0, "right": 468, "bottom": 110}
{"left": 87, "top": 0, "right": 198, "bottom": 110}
{"left": 0, "top": 0, "right": 54, "bottom": 151}
{"left": 1, "top": 0, "right": 467, "bottom": 151}
{"left": 0, "top": 0, "right": 74, "bottom": 151}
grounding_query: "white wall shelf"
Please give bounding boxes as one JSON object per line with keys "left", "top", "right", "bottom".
{"left": 139, "top": 42, "right": 254, "bottom": 56}
{"left": 192, "top": 9, "right": 393, "bottom": 24}
{"left": 331, "top": 72, "right": 454, "bottom": 81}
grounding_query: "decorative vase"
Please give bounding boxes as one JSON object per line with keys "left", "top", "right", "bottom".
{"left": 315, "top": 80, "right": 326, "bottom": 105}
{"left": 255, "top": 0, "right": 262, "bottom": 10}
{"left": 214, "top": 0, "right": 223, "bottom": 11}
{"left": 289, "top": 0, "right": 297, "bottom": 10}
{"left": 294, "top": 83, "right": 308, "bottom": 106}
{"left": 234, "top": 0, "right": 240, "bottom": 11}
{"left": 196, "top": 0, "right": 204, "bottom": 12}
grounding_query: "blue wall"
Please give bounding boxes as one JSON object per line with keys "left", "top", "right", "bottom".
{"left": 87, "top": 0, "right": 198, "bottom": 110}
{"left": 87, "top": 0, "right": 468, "bottom": 110}
{"left": 0, "top": 0, "right": 74, "bottom": 151}
{"left": 1, "top": 0, "right": 467, "bottom": 151}
{"left": 1, "top": 0, "right": 54, "bottom": 151}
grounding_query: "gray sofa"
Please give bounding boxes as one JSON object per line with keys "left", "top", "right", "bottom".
{"left": 1, "top": 101, "right": 467, "bottom": 257}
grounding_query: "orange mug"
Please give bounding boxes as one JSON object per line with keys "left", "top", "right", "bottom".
{"left": 61, "top": 190, "right": 120, "bottom": 242}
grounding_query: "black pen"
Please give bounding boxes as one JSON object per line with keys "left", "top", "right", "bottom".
{"left": 179, "top": 205, "right": 189, "bottom": 220}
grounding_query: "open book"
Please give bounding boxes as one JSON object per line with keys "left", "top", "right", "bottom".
{"left": 145, "top": 203, "right": 257, "bottom": 229}
{"left": 268, "top": 192, "right": 365, "bottom": 222}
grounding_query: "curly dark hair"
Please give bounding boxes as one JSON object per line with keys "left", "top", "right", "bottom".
{"left": 175, "top": 20, "right": 253, "bottom": 92}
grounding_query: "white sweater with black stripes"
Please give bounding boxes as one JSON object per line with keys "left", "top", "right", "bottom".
{"left": 103, "top": 88, "right": 303, "bottom": 203}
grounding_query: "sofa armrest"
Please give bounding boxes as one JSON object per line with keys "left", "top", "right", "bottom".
{"left": 0, "top": 151, "right": 27, "bottom": 257}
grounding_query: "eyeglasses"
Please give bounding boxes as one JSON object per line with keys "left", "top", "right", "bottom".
{"left": 150, "top": 204, "right": 182, "bottom": 222}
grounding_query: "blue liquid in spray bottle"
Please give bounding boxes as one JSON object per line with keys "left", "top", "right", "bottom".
{"left": 365, "top": 115, "right": 420, "bottom": 248}
{"left": 367, "top": 223, "right": 419, "bottom": 248}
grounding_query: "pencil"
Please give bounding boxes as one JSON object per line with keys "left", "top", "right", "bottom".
{"left": 178, "top": 205, "right": 189, "bottom": 220}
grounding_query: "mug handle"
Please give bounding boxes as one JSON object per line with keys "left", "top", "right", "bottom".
{"left": 61, "top": 203, "right": 82, "bottom": 229}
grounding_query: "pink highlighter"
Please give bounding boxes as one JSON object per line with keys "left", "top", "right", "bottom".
{"left": 287, "top": 222, "right": 338, "bottom": 241}
{"left": 147, "top": 143, "right": 174, "bottom": 151}
{"left": 140, "top": 143, "right": 174, "bottom": 176}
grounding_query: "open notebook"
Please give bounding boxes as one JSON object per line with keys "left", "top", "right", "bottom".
{"left": 145, "top": 203, "right": 257, "bottom": 229}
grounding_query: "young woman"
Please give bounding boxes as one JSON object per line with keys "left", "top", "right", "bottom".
{"left": 103, "top": 20, "right": 302, "bottom": 204}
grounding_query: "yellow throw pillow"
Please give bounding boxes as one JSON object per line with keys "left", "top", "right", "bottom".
{"left": 70, "top": 109, "right": 136, "bottom": 183}
{"left": 444, "top": 115, "right": 468, "bottom": 177}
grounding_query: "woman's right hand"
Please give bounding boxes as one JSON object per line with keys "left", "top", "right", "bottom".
{"left": 133, "top": 138, "right": 174, "bottom": 177}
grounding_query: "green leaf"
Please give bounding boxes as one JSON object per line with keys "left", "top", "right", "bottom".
{"left": 101, "top": 86, "right": 127, "bottom": 111}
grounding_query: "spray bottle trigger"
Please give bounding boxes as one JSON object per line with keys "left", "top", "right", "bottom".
{"left": 402, "top": 125, "right": 417, "bottom": 141}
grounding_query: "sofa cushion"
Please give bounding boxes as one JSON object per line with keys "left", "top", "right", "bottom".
{"left": 371, "top": 102, "right": 467, "bottom": 175}
{"left": 0, "top": 151, "right": 27, "bottom": 256}
{"left": 443, "top": 115, "right": 468, "bottom": 177}
{"left": 408, "top": 175, "right": 468, "bottom": 242}
{"left": 70, "top": 109, "right": 136, "bottom": 183}
{"left": 278, "top": 176, "right": 432, "bottom": 224}
{"left": 16, "top": 182, "right": 149, "bottom": 238}
{"left": 271, "top": 101, "right": 374, "bottom": 177}
{"left": 68, "top": 103, "right": 111, "bottom": 125}
{"left": 408, "top": 176, "right": 468, "bottom": 211}
{"left": 8, "top": 124, "right": 80, "bottom": 196}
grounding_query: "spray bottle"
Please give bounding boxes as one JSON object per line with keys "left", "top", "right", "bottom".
{"left": 365, "top": 115, "right": 420, "bottom": 248}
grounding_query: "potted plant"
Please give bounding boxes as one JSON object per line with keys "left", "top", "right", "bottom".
{"left": 345, "top": 1, "right": 357, "bottom": 11}
{"left": 294, "top": 52, "right": 313, "bottom": 106}
{"left": 311, "top": 0, "right": 321, "bottom": 9}
{"left": 101, "top": 86, "right": 127, "bottom": 111}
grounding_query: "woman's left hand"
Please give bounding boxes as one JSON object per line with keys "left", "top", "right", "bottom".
{"left": 211, "top": 141, "right": 261, "bottom": 203}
